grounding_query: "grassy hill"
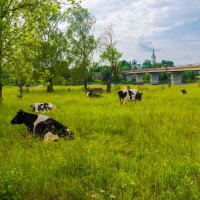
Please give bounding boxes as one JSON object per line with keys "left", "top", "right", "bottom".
{"left": 1, "top": 84, "right": 200, "bottom": 200}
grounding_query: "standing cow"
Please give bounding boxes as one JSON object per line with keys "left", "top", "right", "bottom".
{"left": 118, "top": 89, "right": 142, "bottom": 104}
{"left": 11, "top": 110, "right": 74, "bottom": 139}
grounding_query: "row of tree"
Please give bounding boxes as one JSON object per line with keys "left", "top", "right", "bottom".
{"left": 0, "top": 0, "right": 124, "bottom": 99}
{"left": 142, "top": 60, "right": 174, "bottom": 69}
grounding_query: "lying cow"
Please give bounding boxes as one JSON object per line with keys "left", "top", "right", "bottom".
{"left": 87, "top": 88, "right": 103, "bottom": 93}
{"left": 11, "top": 110, "right": 74, "bottom": 139}
{"left": 86, "top": 91, "right": 102, "bottom": 98}
{"left": 30, "top": 103, "right": 57, "bottom": 112}
{"left": 118, "top": 89, "right": 142, "bottom": 104}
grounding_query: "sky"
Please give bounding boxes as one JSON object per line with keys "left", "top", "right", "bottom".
{"left": 81, "top": 0, "right": 200, "bottom": 65}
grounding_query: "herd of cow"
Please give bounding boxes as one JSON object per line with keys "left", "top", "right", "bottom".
{"left": 10, "top": 87, "right": 187, "bottom": 141}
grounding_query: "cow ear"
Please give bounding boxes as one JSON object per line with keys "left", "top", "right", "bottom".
{"left": 17, "top": 109, "right": 24, "bottom": 114}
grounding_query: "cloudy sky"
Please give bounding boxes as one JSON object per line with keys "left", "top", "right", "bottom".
{"left": 81, "top": 0, "right": 200, "bottom": 65}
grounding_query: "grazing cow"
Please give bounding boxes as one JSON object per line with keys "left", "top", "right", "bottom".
{"left": 86, "top": 91, "right": 102, "bottom": 98}
{"left": 30, "top": 103, "right": 57, "bottom": 112}
{"left": 118, "top": 89, "right": 142, "bottom": 104}
{"left": 180, "top": 89, "right": 187, "bottom": 94}
{"left": 11, "top": 110, "right": 74, "bottom": 139}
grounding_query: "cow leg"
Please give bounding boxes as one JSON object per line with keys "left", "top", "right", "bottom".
{"left": 123, "top": 100, "right": 127, "bottom": 105}
{"left": 34, "top": 123, "right": 48, "bottom": 138}
{"left": 119, "top": 97, "right": 123, "bottom": 104}
{"left": 47, "top": 119, "right": 74, "bottom": 139}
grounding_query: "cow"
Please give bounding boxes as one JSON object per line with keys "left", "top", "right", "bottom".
{"left": 11, "top": 110, "right": 74, "bottom": 139}
{"left": 87, "top": 88, "right": 103, "bottom": 93}
{"left": 30, "top": 103, "right": 57, "bottom": 112}
{"left": 180, "top": 89, "right": 187, "bottom": 94}
{"left": 86, "top": 91, "right": 102, "bottom": 98}
{"left": 118, "top": 89, "right": 142, "bottom": 104}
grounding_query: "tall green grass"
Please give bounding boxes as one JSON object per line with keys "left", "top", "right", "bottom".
{"left": 1, "top": 84, "right": 200, "bottom": 199}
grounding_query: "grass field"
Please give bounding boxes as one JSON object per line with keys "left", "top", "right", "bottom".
{"left": 0, "top": 84, "right": 200, "bottom": 200}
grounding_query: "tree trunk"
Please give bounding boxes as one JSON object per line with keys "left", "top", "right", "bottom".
{"left": 106, "top": 76, "right": 113, "bottom": 93}
{"left": 84, "top": 79, "right": 87, "bottom": 93}
{"left": 0, "top": 82, "right": 2, "bottom": 100}
{"left": 18, "top": 84, "right": 23, "bottom": 99}
{"left": 0, "top": 20, "right": 3, "bottom": 100}
{"left": 47, "top": 78, "right": 53, "bottom": 93}
{"left": 107, "top": 64, "right": 117, "bottom": 93}
{"left": 0, "top": 58, "right": 2, "bottom": 100}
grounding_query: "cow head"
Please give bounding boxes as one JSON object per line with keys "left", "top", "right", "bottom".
{"left": 135, "top": 92, "right": 142, "bottom": 101}
{"left": 117, "top": 91, "right": 127, "bottom": 99}
{"left": 180, "top": 89, "right": 187, "bottom": 94}
{"left": 86, "top": 91, "right": 91, "bottom": 97}
{"left": 11, "top": 110, "right": 25, "bottom": 124}
{"left": 65, "top": 128, "right": 74, "bottom": 140}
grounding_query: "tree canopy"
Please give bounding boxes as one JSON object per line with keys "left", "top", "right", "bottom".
{"left": 0, "top": 0, "right": 80, "bottom": 98}
{"left": 66, "top": 5, "right": 97, "bottom": 91}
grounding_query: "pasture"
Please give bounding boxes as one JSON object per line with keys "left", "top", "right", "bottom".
{"left": 1, "top": 84, "right": 200, "bottom": 200}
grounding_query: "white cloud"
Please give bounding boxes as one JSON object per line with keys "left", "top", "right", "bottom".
{"left": 81, "top": 0, "right": 200, "bottom": 65}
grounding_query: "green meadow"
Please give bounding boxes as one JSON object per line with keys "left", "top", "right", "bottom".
{"left": 1, "top": 84, "right": 200, "bottom": 200}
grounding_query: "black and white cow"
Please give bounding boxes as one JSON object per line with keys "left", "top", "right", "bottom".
{"left": 11, "top": 110, "right": 74, "bottom": 139}
{"left": 30, "top": 103, "right": 57, "bottom": 112}
{"left": 180, "top": 89, "right": 187, "bottom": 94}
{"left": 118, "top": 89, "right": 142, "bottom": 104}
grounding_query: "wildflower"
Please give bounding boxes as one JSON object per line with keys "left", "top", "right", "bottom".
{"left": 121, "top": 183, "right": 127, "bottom": 188}
{"left": 109, "top": 194, "right": 116, "bottom": 199}
{"left": 91, "top": 193, "right": 100, "bottom": 199}
{"left": 130, "top": 181, "right": 136, "bottom": 186}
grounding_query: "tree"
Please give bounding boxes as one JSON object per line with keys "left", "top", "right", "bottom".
{"left": 33, "top": 13, "right": 70, "bottom": 92}
{"left": 8, "top": 43, "right": 34, "bottom": 98}
{"left": 100, "top": 65, "right": 110, "bottom": 82}
{"left": 0, "top": 0, "right": 79, "bottom": 100}
{"left": 142, "top": 60, "right": 152, "bottom": 69}
{"left": 161, "top": 60, "right": 174, "bottom": 66}
{"left": 182, "top": 71, "right": 196, "bottom": 83}
{"left": 100, "top": 23, "right": 122, "bottom": 93}
{"left": 67, "top": 5, "right": 97, "bottom": 91}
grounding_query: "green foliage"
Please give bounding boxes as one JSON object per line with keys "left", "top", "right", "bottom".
{"left": 159, "top": 72, "right": 171, "bottom": 83}
{"left": 119, "top": 59, "right": 138, "bottom": 71}
{"left": 33, "top": 14, "right": 70, "bottom": 92}
{"left": 100, "top": 45, "right": 122, "bottom": 92}
{"left": 100, "top": 45, "right": 122, "bottom": 67}
{"left": 100, "top": 65, "right": 111, "bottom": 82}
{"left": 161, "top": 60, "right": 174, "bottom": 66}
{"left": 99, "top": 23, "right": 123, "bottom": 92}
{"left": 143, "top": 73, "right": 150, "bottom": 83}
{"left": 142, "top": 60, "right": 174, "bottom": 69}
{"left": 182, "top": 71, "right": 197, "bottom": 83}
{"left": 0, "top": 0, "right": 80, "bottom": 98}
{"left": 66, "top": 5, "right": 97, "bottom": 89}
{"left": 142, "top": 59, "right": 152, "bottom": 68}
